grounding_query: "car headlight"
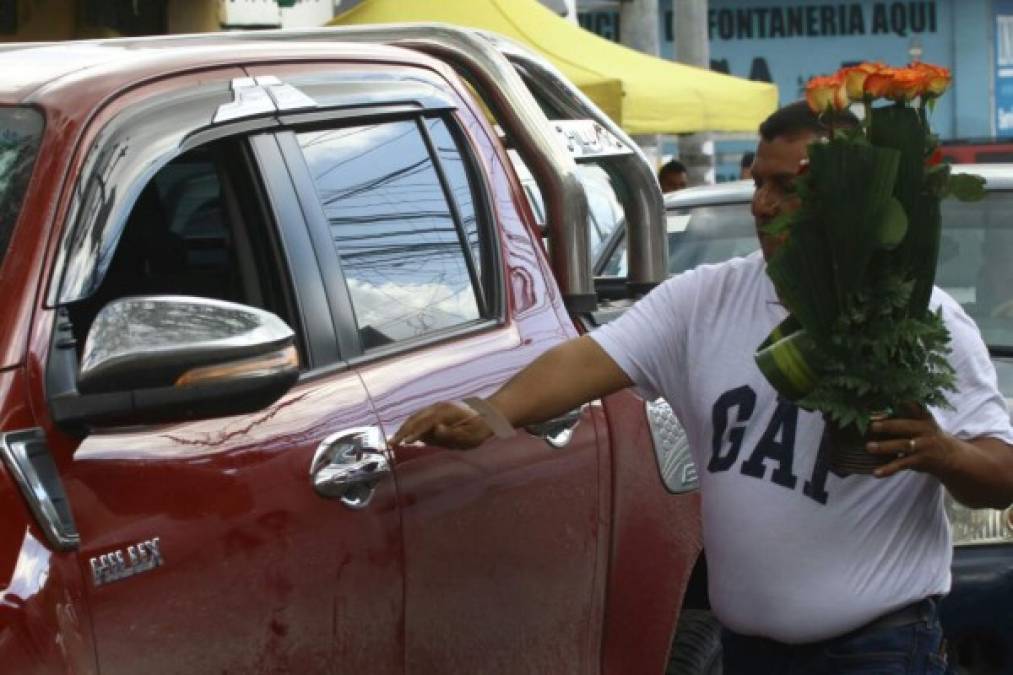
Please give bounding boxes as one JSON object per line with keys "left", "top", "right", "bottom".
{"left": 645, "top": 398, "right": 698, "bottom": 494}
{"left": 944, "top": 493, "right": 1013, "bottom": 546}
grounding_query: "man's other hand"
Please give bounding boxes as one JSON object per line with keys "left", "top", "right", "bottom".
{"left": 390, "top": 402, "right": 494, "bottom": 451}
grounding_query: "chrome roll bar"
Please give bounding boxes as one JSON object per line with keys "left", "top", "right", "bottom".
{"left": 481, "top": 31, "right": 667, "bottom": 295}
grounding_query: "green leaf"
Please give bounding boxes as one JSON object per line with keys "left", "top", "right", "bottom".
{"left": 760, "top": 211, "right": 794, "bottom": 236}
{"left": 947, "top": 173, "right": 986, "bottom": 202}
{"left": 875, "top": 197, "right": 908, "bottom": 249}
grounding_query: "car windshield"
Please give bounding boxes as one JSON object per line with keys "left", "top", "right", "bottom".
{"left": 937, "top": 191, "right": 1013, "bottom": 352}
{"left": 600, "top": 202, "right": 758, "bottom": 277}
{"left": 0, "top": 108, "right": 43, "bottom": 268}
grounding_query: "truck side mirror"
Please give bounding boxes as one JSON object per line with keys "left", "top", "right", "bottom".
{"left": 50, "top": 296, "right": 299, "bottom": 430}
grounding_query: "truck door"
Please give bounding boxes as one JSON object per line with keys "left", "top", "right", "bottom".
{"left": 32, "top": 74, "right": 403, "bottom": 673}
{"left": 275, "top": 92, "right": 606, "bottom": 673}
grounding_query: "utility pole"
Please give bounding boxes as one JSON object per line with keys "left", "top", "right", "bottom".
{"left": 620, "top": 0, "right": 661, "bottom": 168}
{"left": 562, "top": 0, "right": 578, "bottom": 23}
{"left": 673, "top": 0, "right": 715, "bottom": 185}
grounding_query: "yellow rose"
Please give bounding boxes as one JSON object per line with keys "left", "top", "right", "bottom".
{"left": 888, "top": 68, "right": 928, "bottom": 101}
{"left": 912, "top": 62, "right": 951, "bottom": 97}
{"left": 839, "top": 62, "right": 885, "bottom": 101}
{"left": 863, "top": 67, "right": 897, "bottom": 99}
{"left": 805, "top": 74, "right": 848, "bottom": 113}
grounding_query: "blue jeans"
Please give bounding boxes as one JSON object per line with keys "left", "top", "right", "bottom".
{"left": 722, "top": 597, "right": 950, "bottom": 674}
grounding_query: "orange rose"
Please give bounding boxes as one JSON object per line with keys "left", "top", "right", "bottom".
{"left": 805, "top": 74, "right": 848, "bottom": 113}
{"left": 911, "top": 62, "right": 951, "bottom": 97}
{"left": 839, "top": 62, "right": 884, "bottom": 101}
{"left": 887, "top": 67, "right": 929, "bottom": 101}
{"left": 863, "top": 67, "right": 897, "bottom": 99}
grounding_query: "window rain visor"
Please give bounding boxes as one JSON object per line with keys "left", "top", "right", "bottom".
{"left": 0, "top": 107, "right": 43, "bottom": 270}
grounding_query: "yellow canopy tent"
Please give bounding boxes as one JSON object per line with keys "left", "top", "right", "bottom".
{"left": 328, "top": 0, "right": 778, "bottom": 135}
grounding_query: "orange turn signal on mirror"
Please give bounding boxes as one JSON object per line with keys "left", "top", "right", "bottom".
{"left": 174, "top": 346, "right": 299, "bottom": 388}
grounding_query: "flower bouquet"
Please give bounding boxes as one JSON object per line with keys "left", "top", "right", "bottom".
{"left": 754, "top": 62, "right": 985, "bottom": 474}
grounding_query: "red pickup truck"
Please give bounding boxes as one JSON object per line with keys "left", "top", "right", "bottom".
{"left": 0, "top": 27, "right": 703, "bottom": 673}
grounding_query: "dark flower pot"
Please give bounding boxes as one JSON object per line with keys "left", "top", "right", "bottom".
{"left": 824, "top": 415, "right": 893, "bottom": 475}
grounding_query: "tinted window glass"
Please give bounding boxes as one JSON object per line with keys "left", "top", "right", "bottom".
{"left": 298, "top": 120, "right": 481, "bottom": 350}
{"left": 0, "top": 107, "right": 43, "bottom": 267}
{"left": 153, "top": 156, "right": 229, "bottom": 269}
{"left": 66, "top": 144, "right": 302, "bottom": 365}
{"left": 425, "top": 117, "right": 482, "bottom": 287}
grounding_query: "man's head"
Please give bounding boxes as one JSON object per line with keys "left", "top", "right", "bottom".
{"left": 659, "top": 159, "right": 688, "bottom": 193}
{"left": 739, "top": 151, "right": 755, "bottom": 180}
{"left": 752, "top": 100, "right": 859, "bottom": 260}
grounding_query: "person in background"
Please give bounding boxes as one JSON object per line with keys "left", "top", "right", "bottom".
{"left": 390, "top": 100, "right": 1013, "bottom": 674}
{"left": 740, "top": 151, "right": 755, "bottom": 180}
{"left": 658, "top": 158, "right": 688, "bottom": 193}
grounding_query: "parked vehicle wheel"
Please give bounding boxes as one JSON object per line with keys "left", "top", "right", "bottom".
{"left": 667, "top": 609, "right": 723, "bottom": 675}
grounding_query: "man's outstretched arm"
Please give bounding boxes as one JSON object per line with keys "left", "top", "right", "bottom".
{"left": 390, "top": 335, "right": 633, "bottom": 450}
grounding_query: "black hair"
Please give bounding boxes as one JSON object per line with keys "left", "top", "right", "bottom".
{"left": 740, "top": 151, "right": 755, "bottom": 168}
{"left": 758, "top": 100, "right": 859, "bottom": 141}
{"left": 658, "top": 159, "right": 687, "bottom": 178}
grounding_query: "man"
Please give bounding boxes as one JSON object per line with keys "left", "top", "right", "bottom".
{"left": 391, "top": 101, "right": 1013, "bottom": 673}
{"left": 740, "top": 150, "right": 755, "bottom": 180}
{"left": 658, "top": 158, "right": 688, "bottom": 192}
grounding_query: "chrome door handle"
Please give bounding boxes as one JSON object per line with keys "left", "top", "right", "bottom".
{"left": 524, "top": 405, "right": 585, "bottom": 448}
{"left": 310, "top": 426, "right": 390, "bottom": 509}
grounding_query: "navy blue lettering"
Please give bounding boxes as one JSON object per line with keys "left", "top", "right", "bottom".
{"left": 770, "top": 7, "right": 786, "bottom": 37}
{"left": 755, "top": 8, "right": 769, "bottom": 37}
{"left": 820, "top": 5, "right": 836, "bottom": 36}
{"left": 785, "top": 7, "right": 804, "bottom": 36}
{"left": 849, "top": 4, "right": 866, "bottom": 34}
{"left": 708, "top": 385, "right": 756, "bottom": 473}
{"left": 872, "top": 3, "right": 889, "bottom": 34}
{"left": 910, "top": 2, "right": 927, "bottom": 33}
{"left": 718, "top": 9, "right": 734, "bottom": 40}
{"left": 736, "top": 9, "right": 753, "bottom": 39}
{"left": 804, "top": 429, "right": 848, "bottom": 505}
{"left": 806, "top": 6, "right": 819, "bottom": 34}
{"left": 890, "top": 2, "right": 908, "bottom": 36}
{"left": 740, "top": 399, "right": 800, "bottom": 489}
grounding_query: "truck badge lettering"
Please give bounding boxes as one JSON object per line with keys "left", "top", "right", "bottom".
{"left": 90, "top": 537, "right": 163, "bottom": 587}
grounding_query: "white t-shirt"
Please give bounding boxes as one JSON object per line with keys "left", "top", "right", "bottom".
{"left": 590, "top": 250, "right": 1013, "bottom": 644}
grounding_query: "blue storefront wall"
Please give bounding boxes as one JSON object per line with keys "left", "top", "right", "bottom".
{"left": 579, "top": 0, "right": 996, "bottom": 176}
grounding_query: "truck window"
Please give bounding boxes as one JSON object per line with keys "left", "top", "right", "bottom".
{"left": 0, "top": 107, "right": 43, "bottom": 270}
{"left": 296, "top": 117, "right": 485, "bottom": 351}
{"left": 424, "top": 117, "right": 485, "bottom": 292}
{"left": 65, "top": 142, "right": 301, "bottom": 362}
